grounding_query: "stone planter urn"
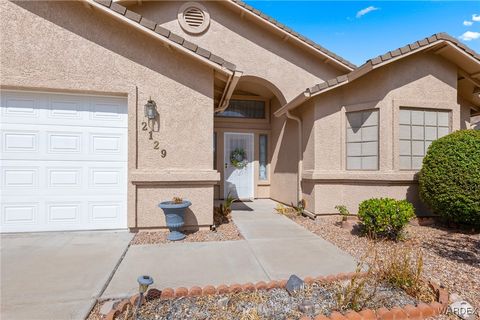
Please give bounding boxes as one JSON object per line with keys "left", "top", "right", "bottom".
{"left": 158, "top": 200, "right": 191, "bottom": 241}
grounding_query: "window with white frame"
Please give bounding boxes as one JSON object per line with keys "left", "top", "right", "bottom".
{"left": 346, "top": 109, "right": 379, "bottom": 170}
{"left": 399, "top": 108, "right": 450, "bottom": 170}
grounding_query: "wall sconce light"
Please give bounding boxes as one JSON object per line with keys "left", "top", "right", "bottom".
{"left": 144, "top": 98, "right": 158, "bottom": 120}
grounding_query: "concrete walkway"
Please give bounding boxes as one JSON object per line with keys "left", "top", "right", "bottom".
{"left": 0, "top": 231, "right": 132, "bottom": 320}
{"left": 103, "top": 199, "right": 356, "bottom": 299}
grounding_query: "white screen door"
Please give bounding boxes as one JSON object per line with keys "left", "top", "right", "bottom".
{"left": 224, "top": 133, "right": 254, "bottom": 200}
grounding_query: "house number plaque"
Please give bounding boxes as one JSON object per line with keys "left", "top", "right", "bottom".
{"left": 141, "top": 121, "right": 166, "bottom": 157}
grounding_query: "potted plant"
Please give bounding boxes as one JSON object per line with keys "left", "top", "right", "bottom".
{"left": 158, "top": 197, "right": 191, "bottom": 241}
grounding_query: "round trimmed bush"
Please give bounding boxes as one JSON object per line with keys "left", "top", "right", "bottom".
{"left": 419, "top": 129, "right": 480, "bottom": 227}
{"left": 358, "top": 198, "right": 415, "bottom": 240}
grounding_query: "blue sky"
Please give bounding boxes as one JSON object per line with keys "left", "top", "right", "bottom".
{"left": 244, "top": 1, "right": 480, "bottom": 66}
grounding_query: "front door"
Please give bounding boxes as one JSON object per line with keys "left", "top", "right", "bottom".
{"left": 224, "top": 132, "right": 254, "bottom": 200}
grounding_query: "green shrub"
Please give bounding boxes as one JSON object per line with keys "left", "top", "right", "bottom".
{"left": 358, "top": 198, "right": 415, "bottom": 240}
{"left": 419, "top": 130, "right": 480, "bottom": 227}
{"left": 335, "top": 205, "right": 350, "bottom": 221}
{"left": 213, "top": 192, "right": 236, "bottom": 225}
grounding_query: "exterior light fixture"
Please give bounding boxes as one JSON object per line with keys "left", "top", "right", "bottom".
{"left": 144, "top": 99, "right": 158, "bottom": 120}
{"left": 135, "top": 275, "right": 154, "bottom": 319}
{"left": 138, "top": 275, "right": 154, "bottom": 294}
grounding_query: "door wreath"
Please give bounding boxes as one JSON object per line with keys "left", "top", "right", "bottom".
{"left": 230, "top": 148, "right": 248, "bottom": 169}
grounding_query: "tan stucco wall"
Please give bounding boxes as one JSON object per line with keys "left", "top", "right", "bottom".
{"left": 1, "top": 1, "right": 218, "bottom": 229}
{"left": 301, "top": 52, "right": 461, "bottom": 215}
{"left": 269, "top": 101, "right": 299, "bottom": 206}
{"left": 458, "top": 96, "right": 474, "bottom": 129}
{"left": 127, "top": 0, "right": 350, "bottom": 208}
{"left": 129, "top": 1, "right": 344, "bottom": 103}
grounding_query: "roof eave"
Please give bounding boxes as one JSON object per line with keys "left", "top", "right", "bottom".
{"left": 274, "top": 91, "right": 311, "bottom": 117}
{"left": 225, "top": 0, "right": 356, "bottom": 72}
{"left": 277, "top": 35, "right": 480, "bottom": 115}
{"left": 86, "top": 0, "right": 236, "bottom": 76}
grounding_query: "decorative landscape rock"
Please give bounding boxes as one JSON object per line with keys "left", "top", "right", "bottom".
{"left": 89, "top": 273, "right": 449, "bottom": 320}
{"left": 298, "top": 299, "right": 315, "bottom": 314}
{"left": 99, "top": 299, "right": 120, "bottom": 315}
{"left": 286, "top": 274, "right": 304, "bottom": 295}
{"left": 449, "top": 300, "right": 476, "bottom": 320}
{"left": 217, "top": 296, "right": 230, "bottom": 309}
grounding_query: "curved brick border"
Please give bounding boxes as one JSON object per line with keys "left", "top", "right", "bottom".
{"left": 104, "top": 273, "right": 448, "bottom": 320}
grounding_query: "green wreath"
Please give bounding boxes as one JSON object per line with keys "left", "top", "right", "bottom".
{"left": 230, "top": 148, "right": 248, "bottom": 169}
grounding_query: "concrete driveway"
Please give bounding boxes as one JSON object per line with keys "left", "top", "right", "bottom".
{"left": 0, "top": 231, "right": 132, "bottom": 320}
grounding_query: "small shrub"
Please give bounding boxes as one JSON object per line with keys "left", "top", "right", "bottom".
{"left": 335, "top": 264, "right": 377, "bottom": 312}
{"left": 335, "top": 205, "right": 350, "bottom": 222}
{"left": 274, "top": 203, "right": 289, "bottom": 215}
{"left": 372, "top": 247, "right": 435, "bottom": 302}
{"left": 419, "top": 130, "right": 480, "bottom": 227}
{"left": 358, "top": 198, "right": 415, "bottom": 240}
{"left": 172, "top": 197, "right": 183, "bottom": 204}
{"left": 213, "top": 193, "right": 236, "bottom": 226}
{"left": 275, "top": 202, "right": 303, "bottom": 216}
{"left": 290, "top": 199, "right": 306, "bottom": 215}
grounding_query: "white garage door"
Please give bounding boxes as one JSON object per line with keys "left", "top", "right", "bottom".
{"left": 0, "top": 90, "right": 128, "bottom": 232}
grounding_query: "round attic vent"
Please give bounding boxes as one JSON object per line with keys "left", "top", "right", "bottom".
{"left": 184, "top": 7, "right": 204, "bottom": 28}
{"left": 178, "top": 2, "right": 210, "bottom": 34}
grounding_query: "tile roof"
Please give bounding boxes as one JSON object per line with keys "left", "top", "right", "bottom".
{"left": 93, "top": 0, "right": 237, "bottom": 72}
{"left": 229, "top": 0, "right": 357, "bottom": 71}
{"left": 366, "top": 33, "right": 479, "bottom": 67}
{"left": 275, "top": 32, "right": 480, "bottom": 117}
{"left": 307, "top": 33, "right": 480, "bottom": 95}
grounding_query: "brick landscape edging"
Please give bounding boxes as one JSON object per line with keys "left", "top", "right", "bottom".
{"left": 104, "top": 272, "right": 449, "bottom": 320}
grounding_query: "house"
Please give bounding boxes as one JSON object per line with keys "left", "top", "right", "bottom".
{"left": 1, "top": 0, "right": 479, "bottom": 233}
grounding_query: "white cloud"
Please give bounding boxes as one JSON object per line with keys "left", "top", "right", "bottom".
{"left": 459, "top": 31, "right": 480, "bottom": 41}
{"left": 356, "top": 6, "right": 380, "bottom": 18}
{"left": 463, "top": 20, "right": 473, "bottom": 26}
{"left": 473, "top": 14, "right": 480, "bottom": 21}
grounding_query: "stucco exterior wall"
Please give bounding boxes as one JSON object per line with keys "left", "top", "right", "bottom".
{"left": 458, "top": 97, "right": 474, "bottom": 129}
{"left": 129, "top": 1, "right": 345, "bottom": 103}
{"left": 302, "top": 52, "right": 461, "bottom": 215}
{"left": 269, "top": 101, "right": 299, "bottom": 206}
{"left": 128, "top": 0, "right": 351, "bottom": 209}
{"left": 1, "top": 1, "right": 218, "bottom": 229}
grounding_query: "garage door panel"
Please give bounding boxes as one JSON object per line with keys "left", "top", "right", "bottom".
{"left": 1, "top": 125, "right": 126, "bottom": 161}
{"left": 47, "top": 131, "right": 83, "bottom": 154}
{"left": 1, "top": 161, "right": 127, "bottom": 195}
{"left": 46, "top": 202, "right": 82, "bottom": 224}
{"left": 2, "top": 130, "right": 39, "bottom": 153}
{"left": 1, "top": 167, "right": 39, "bottom": 188}
{"left": 1, "top": 90, "right": 127, "bottom": 233}
{"left": 1, "top": 196, "right": 126, "bottom": 232}
{"left": 89, "top": 167, "right": 125, "bottom": 189}
{"left": 1, "top": 92, "right": 127, "bottom": 127}
{"left": 1, "top": 92, "right": 42, "bottom": 119}
{"left": 1, "top": 203, "right": 39, "bottom": 226}
{"left": 47, "top": 167, "right": 83, "bottom": 188}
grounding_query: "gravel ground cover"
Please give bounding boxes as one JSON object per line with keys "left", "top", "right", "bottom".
{"left": 131, "top": 221, "right": 243, "bottom": 245}
{"left": 111, "top": 281, "right": 417, "bottom": 320}
{"left": 290, "top": 215, "right": 480, "bottom": 312}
